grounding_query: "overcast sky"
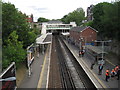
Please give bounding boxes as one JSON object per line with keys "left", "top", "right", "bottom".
{"left": 3, "top": 0, "right": 113, "bottom": 22}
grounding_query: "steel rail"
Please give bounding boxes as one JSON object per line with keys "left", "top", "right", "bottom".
{"left": 54, "top": 35, "right": 76, "bottom": 89}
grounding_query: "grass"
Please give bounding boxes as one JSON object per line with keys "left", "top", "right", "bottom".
{"left": 16, "top": 62, "right": 27, "bottom": 87}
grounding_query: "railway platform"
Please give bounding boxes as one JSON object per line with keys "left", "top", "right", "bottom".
{"left": 64, "top": 39, "right": 119, "bottom": 89}
{"left": 18, "top": 34, "right": 52, "bottom": 89}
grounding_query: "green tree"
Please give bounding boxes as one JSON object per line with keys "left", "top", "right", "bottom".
{"left": 2, "top": 31, "right": 26, "bottom": 69}
{"left": 92, "top": 2, "right": 110, "bottom": 37}
{"left": 83, "top": 21, "right": 93, "bottom": 26}
{"left": 2, "top": 2, "right": 36, "bottom": 48}
{"left": 26, "top": 31, "right": 37, "bottom": 45}
{"left": 2, "top": 2, "right": 37, "bottom": 68}
{"left": 37, "top": 17, "right": 49, "bottom": 22}
{"left": 61, "top": 8, "right": 85, "bottom": 26}
{"left": 91, "top": 1, "right": 120, "bottom": 41}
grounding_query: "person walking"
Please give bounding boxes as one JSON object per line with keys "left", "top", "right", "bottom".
{"left": 105, "top": 69, "right": 110, "bottom": 82}
{"left": 98, "top": 64, "right": 103, "bottom": 75}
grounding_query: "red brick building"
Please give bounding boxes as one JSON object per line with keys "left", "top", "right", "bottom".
{"left": 69, "top": 26, "right": 98, "bottom": 47}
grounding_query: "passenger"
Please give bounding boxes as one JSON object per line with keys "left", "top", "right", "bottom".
{"left": 115, "top": 65, "right": 119, "bottom": 74}
{"left": 91, "top": 63, "right": 95, "bottom": 70}
{"left": 98, "top": 64, "right": 103, "bottom": 75}
{"left": 111, "top": 69, "right": 116, "bottom": 78}
{"left": 82, "top": 49, "right": 85, "bottom": 56}
{"left": 79, "top": 50, "right": 83, "bottom": 57}
{"left": 105, "top": 69, "right": 110, "bottom": 82}
{"left": 116, "top": 65, "right": 120, "bottom": 80}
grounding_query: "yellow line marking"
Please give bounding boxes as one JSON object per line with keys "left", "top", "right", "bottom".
{"left": 106, "top": 59, "right": 115, "bottom": 66}
{"left": 46, "top": 44, "right": 52, "bottom": 88}
{"left": 67, "top": 43, "right": 107, "bottom": 88}
{"left": 80, "top": 57, "right": 107, "bottom": 88}
{"left": 66, "top": 41, "right": 117, "bottom": 88}
{"left": 37, "top": 47, "right": 48, "bottom": 89}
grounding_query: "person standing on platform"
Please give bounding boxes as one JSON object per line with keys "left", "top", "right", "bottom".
{"left": 105, "top": 69, "right": 110, "bottom": 82}
{"left": 115, "top": 65, "right": 119, "bottom": 73}
{"left": 98, "top": 64, "right": 103, "bottom": 75}
{"left": 111, "top": 69, "right": 116, "bottom": 78}
{"left": 116, "top": 65, "right": 120, "bottom": 80}
{"left": 91, "top": 63, "right": 95, "bottom": 70}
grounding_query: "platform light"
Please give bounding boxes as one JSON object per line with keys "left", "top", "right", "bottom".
{"left": 94, "top": 40, "right": 112, "bottom": 64}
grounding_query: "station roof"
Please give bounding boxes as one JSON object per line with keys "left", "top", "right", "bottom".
{"left": 36, "top": 33, "right": 52, "bottom": 44}
{"left": 62, "top": 32, "right": 70, "bottom": 36}
{"left": 86, "top": 45, "right": 107, "bottom": 54}
{"left": 70, "top": 26, "right": 98, "bottom": 32}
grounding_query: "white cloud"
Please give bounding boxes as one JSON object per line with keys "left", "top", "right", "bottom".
{"left": 3, "top": 0, "right": 113, "bottom": 22}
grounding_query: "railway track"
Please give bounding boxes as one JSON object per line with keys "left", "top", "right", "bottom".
{"left": 55, "top": 35, "right": 76, "bottom": 89}
{"left": 48, "top": 34, "right": 97, "bottom": 89}
{"left": 48, "top": 35, "right": 62, "bottom": 88}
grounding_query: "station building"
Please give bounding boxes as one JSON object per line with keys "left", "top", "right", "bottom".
{"left": 69, "top": 26, "right": 98, "bottom": 47}
{"left": 35, "top": 21, "right": 76, "bottom": 55}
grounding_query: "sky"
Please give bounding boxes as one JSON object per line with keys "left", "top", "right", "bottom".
{"left": 3, "top": 0, "right": 113, "bottom": 22}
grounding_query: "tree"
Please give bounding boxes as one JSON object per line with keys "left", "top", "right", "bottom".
{"left": 61, "top": 8, "right": 85, "bottom": 26}
{"left": 91, "top": 1, "right": 120, "bottom": 41}
{"left": 2, "top": 31, "right": 26, "bottom": 69}
{"left": 2, "top": 2, "right": 36, "bottom": 48}
{"left": 37, "top": 17, "right": 49, "bottom": 22}
{"left": 2, "top": 2, "right": 37, "bottom": 68}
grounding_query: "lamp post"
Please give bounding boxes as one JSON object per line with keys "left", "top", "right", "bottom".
{"left": 95, "top": 40, "right": 112, "bottom": 64}
{"left": 79, "top": 37, "right": 83, "bottom": 51}
{"left": 80, "top": 35, "right": 89, "bottom": 49}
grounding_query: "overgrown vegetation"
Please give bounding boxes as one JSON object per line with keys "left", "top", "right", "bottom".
{"left": 61, "top": 8, "right": 85, "bottom": 26}
{"left": 87, "top": 2, "right": 120, "bottom": 41}
{"left": 2, "top": 2, "right": 39, "bottom": 69}
{"left": 37, "top": 17, "right": 49, "bottom": 22}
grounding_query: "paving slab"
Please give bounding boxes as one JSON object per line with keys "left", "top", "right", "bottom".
{"left": 18, "top": 53, "right": 45, "bottom": 88}
{"left": 64, "top": 40, "right": 119, "bottom": 89}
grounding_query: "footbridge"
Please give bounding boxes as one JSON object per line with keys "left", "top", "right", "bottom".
{"left": 41, "top": 21, "right": 76, "bottom": 34}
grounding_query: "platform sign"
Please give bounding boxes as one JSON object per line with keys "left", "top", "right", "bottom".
{"left": 27, "top": 45, "right": 35, "bottom": 77}
{"left": 98, "top": 59, "right": 105, "bottom": 65}
{"left": 0, "top": 62, "right": 16, "bottom": 90}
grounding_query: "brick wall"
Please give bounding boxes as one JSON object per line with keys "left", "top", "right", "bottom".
{"left": 70, "top": 27, "right": 97, "bottom": 46}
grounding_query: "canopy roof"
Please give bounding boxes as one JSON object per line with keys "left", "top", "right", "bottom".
{"left": 86, "top": 45, "right": 107, "bottom": 54}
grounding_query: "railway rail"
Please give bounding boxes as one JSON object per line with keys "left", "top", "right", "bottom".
{"left": 48, "top": 34, "right": 97, "bottom": 89}
{"left": 55, "top": 35, "right": 76, "bottom": 89}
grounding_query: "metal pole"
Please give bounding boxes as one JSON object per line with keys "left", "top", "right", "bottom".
{"left": 84, "top": 37, "right": 86, "bottom": 49}
{"left": 95, "top": 40, "right": 111, "bottom": 65}
{"left": 28, "top": 52, "right": 31, "bottom": 77}
{"left": 37, "top": 45, "right": 39, "bottom": 57}
{"left": 28, "top": 65, "right": 31, "bottom": 77}
{"left": 42, "top": 44, "right": 44, "bottom": 54}
{"left": 79, "top": 40, "right": 81, "bottom": 50}
{"left": 102, "top": 41, "right": 104, "bottom": 59}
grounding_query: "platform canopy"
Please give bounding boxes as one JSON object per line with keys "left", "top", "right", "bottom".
{"left": 36, "top": 33, "right": 52, "bottom": 44}
{"left": 62, "top": 32, "right": 70, "bottom": 36}
{"left": 86, "top": 45, "right": 107, "bottom": 54}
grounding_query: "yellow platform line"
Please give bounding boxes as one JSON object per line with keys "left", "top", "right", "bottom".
{"left": 106, "top": 59, "right": 115, "bottom": 66}
{"left": 37, "top": 46, "right": 49, "bottom": 89}
{"left": 79, "top": 57, "right": 107, "bottom": 88}
{"left": 73, "top": 50, "right": 107, "bottom": 88}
